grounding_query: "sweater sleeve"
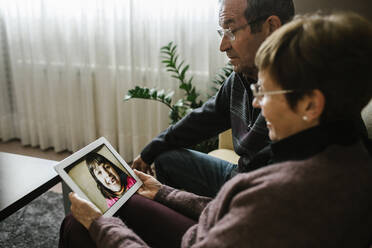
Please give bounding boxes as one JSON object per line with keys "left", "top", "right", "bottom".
{"left": 180, "top": 173, "right": 278, "bottom": 248}
{"left": 154, "top": 185, "right": 213, "bottom": 220}
{"left": 89, "top": 216, "right": 150, "bottom": 248}
{"left": 140, "top": 73, "right": 235, "bottom": 165}
{"left": 88, "top": 186, "right": 212, "bottom": 248}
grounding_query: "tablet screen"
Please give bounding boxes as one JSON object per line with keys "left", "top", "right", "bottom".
{"left": 55, "top": 137, "right": 142, "bottom": 216}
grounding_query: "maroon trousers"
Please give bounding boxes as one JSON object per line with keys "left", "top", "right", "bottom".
{"left": 59, "top": 194, "right": 197, "bottom": 248}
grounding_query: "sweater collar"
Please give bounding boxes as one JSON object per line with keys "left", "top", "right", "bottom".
{"left": 236, "top": 73, "right": 256, "bottom": 88}
{"left": 270, "top": 120, "right": 360, "bottom": 163}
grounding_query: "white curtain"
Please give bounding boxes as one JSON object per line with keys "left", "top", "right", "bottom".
{"left": 0, "top": 0, "right": 227, "bottom": 161}
{"left": 0, "top": 15, "right": 16, "bottom": 141}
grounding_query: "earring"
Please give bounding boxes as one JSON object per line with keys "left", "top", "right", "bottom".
{"left": 302, "top": 116, "right": 308, "bottom": 121}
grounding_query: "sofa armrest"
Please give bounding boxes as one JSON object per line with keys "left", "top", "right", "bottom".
{"left": 208, "top": 148, "right": 240, "bottom": 164}
{"left": 208, "top": 129, "right": 239, "bottom": 164}
{"left": 218, "top": 129, "right": 234, "bottom": 150}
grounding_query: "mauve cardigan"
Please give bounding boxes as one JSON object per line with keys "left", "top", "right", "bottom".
{"left": 89, "top": 140, "right": 372, "bottom": 248}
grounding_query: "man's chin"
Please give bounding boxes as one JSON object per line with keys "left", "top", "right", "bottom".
{"left": 229, "top": 60, "right": 258, "bottom": 77}
{"left": 232, "top": 64, "right": 242, "bottom": 73}
{"left": 234, "top": 65, "right": 258, "bottom": 79}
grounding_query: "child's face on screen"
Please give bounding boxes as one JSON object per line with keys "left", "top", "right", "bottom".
{"left": 93, "top": 162, "right": 122, "bottom": 192}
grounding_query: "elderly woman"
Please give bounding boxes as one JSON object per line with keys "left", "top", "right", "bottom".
{"left": 60, "top": 12, "right": 372, "bottom": 248}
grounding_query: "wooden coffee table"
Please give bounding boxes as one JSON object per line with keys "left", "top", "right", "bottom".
{"left": 0, "top": 152, "right": 61, "bottom": 221}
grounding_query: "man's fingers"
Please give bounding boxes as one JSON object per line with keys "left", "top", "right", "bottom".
{"left": 131, "top": 156, "right": 146, "bottom": 170}
{"left": 131, "top": 162, "right": 141, "bottom": 170}
{"left": 141, "top": 164, "right": 149, "bottom": 172}
{"left": 131, "top": 161, "right": 139, "bottom": 169}
{"left": 134, "top": 169, "right": 149, "bottom": 180}
{"left": 147, "top": 167, "right": 154, "bottom": 176}
{"left": 132, "top": 161, "right": 145, "bottom": 172}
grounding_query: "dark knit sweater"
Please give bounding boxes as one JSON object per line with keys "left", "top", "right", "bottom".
{"left": 140, "top": 72, "right": 269, "bottom": 171}
{"left": 89, "top": 124, "right": 372, "bottom": 247}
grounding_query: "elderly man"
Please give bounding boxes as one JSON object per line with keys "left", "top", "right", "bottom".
{"left": 132, "top": 0, "right": 295, "bottom": 197}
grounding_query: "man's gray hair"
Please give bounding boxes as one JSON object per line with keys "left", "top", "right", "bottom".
{"left": 218, "top": 0, "right": 295, "bottom": 33}
{"left": 245, "top": 0, "right": 295, "bottom": 32}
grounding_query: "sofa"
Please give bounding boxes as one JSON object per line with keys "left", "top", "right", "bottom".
{"left": 208, "top": 129, "right": 239, "bottom": 164}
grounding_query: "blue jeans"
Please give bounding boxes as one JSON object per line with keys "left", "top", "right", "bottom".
{"left": 154, "top": 149, "right": 238, "bottom": 197}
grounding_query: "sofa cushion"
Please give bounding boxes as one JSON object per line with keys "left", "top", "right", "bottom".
{"left": 208, "top": 148, "right": 240, "bottom": 164}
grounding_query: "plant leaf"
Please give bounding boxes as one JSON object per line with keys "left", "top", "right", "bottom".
{"left": 163, "top": 51, "right": 172, "bottom": 56}
{"left": 180, "top": 65, "right": 189, "bottom": 79}
{"left": 123, "top": 94, "right": 132, "bottom": 101}
{"left": 187, "top": 76, "right": 193, "bottom": 85}
{"left": 171, "top": 44, "right": 177, "bottom": 54}
{"left": 165, "top": 91, "right": 175, "bottom": 100}
{"left": 177, "top": 60, "right": 185, "bottom": 71}
{"left": 180, "top": 83, "right": 188, "bottom": 90}
{"left": 157, "top": 89, "right": 165, "bottom": 99}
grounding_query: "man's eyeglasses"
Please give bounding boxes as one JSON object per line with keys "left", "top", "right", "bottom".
{"left": 250, "top": 83, "right": 294, "bottom": 101}
{"left": 217, "top": 23, "right": 249, "bottom": 41}
{"left": 217, "top": 16, "right": 268, "bottom": 41}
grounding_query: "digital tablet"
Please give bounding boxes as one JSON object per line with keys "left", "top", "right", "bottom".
{"left": 54, "top": 137, "right": 142, "bottom": 216}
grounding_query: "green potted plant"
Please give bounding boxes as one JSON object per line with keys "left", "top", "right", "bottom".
{"left": 124, "top": 42, "right": 232, "bottom": 153}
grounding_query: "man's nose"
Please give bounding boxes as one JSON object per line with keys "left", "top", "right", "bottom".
{"left": 252, "top": 97, "right": 261, "bottom": 108}
{"left": 219, "top": 35, "right": 231, "bottom": 52}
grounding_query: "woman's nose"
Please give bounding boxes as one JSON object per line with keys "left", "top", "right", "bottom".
{"left": 105, "top": 169, "right": 112, "bottom": 177}
{"left": 102, "top": 169, "right": 110, "bottom": 177}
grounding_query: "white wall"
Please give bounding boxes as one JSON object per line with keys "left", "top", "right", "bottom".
{"left": 362, "top": 102, "right": 372, "bottom": 138}
{"left": 294, "top": 0, "right": 372, "bottom": 20}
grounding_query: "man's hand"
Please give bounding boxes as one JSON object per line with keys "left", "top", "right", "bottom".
{"left": 132, "top": 155, "right": 153, "bottom": 175}
{"left": 134, "top": 169, "right": 162, "bottom": 200}
{"left": 69, "top": 192, "right": 102, "bottom": 230}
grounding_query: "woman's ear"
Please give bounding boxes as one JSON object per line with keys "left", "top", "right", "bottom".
{"left": 300, "top": 89, "right": 325, "bottom": 124}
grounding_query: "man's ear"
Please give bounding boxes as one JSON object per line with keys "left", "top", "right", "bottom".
{"left": 266, "top": 15, "right": 282, "bottom": 34}
{"left": 301, "top": 89, "right": 325, "bottom": 123}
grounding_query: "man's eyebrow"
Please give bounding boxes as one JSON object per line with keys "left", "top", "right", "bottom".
{"left": 223, "top": 18, "right": 235, "bottom": 26}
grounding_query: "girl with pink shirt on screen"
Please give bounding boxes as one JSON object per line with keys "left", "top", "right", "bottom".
{"left": 85, "top": 152, "right": 136, "bottom": 208}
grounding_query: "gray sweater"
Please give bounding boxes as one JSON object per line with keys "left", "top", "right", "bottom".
{"left": 89, "top": 141, "right": 372, "bottom": 247}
